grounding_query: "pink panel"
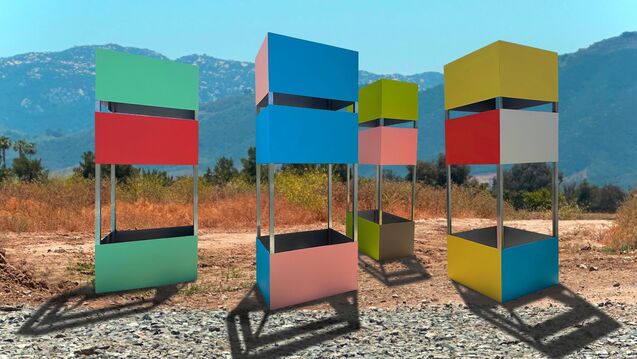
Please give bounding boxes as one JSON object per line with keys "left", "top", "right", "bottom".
{"left": 269, "top": 242, "right": 358, "bottom": 309}
{"left": 358, "top": 127, "right": 418, "bottom": 165}
{"left": 255, "top": 34, "right": 269, "bottom": 105}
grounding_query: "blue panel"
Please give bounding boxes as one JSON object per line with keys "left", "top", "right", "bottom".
{"left": 502, "top": 237, "right": 559, "bottom": 302}
{"left": 268, "top": 33, "right": 358, "bottom": 102}
{"left": 256, "top": 238, "right": 271, "bottom": 306}
{"left": 256, "top": 105, "right": 358, "bottom": 164}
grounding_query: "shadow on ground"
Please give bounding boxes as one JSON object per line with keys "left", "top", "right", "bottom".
{"left": 359, "top": 254, "right": 431, "bottom": 287}
{"left": 454, "top": 283, "right": 621, "bottom": 358}
{"left": 226, "top": 285, "right": 359, "bottom": 358}
{"left": 17, "top": 284, "right": 180, "bottom": 335}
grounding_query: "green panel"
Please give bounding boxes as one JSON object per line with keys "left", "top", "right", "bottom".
{"left": 95, "top": 49, "right": 199, "bottom": 110}
{"left": 358, "top": 79, "right": 418, "bottom": 124}
{"left": 346, "top": 212, "right": 380, "bottom": 260}
{"left": 95, "top": 235, "right": 197, "bottom": 293}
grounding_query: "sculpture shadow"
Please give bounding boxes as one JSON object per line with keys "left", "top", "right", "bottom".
{"left": 453, "top": 282, "right": 621, "bottom": 358}
{"left": 358, "top": 254, "right": 431, "bottom": 287}
{"left": 18, "top": 284, "right": 180, "bottom": 336}
{"left": 226, "top": 285, "right": 359, "bottom": 358}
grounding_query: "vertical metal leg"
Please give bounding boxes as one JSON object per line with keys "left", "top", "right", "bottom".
{"left": 411, "top": 164, "right": 416, "bottom": 221}
{"left": 446, "top": 165, "right": 452, "bottom": 234}
{"left": 378, "top": 165, "right": 383, "bottom": 225}
{"left": 256, "top": 165, "right": 261, "bottom": 237}
{"left": 193, "top": 165, "right": 198, "bottom": 234}
{"left": 268, "top": 164, "right": 275, "bottom": 254}
{"left": 328, "top": 164, "right": 332, "bottom": 229}
{"left": 346, "top": 164, "right": 351, "bottom": 211}
{"left": 496, "top": 164, "right": 504, "bottom": 250}
{"left": 375, "top": 165, "right": 380, "bottom": 209}
{"left": 552, "top": 161, "right": 558, "bottom": 237}
{"left": 95, "top": 164, "right": 101, "bottom": 245}
{"left": 353, "top": 164, "right": 358, "bottom": 242}
{"left": 110, "top": 164, "right": 116, "bottom": 232}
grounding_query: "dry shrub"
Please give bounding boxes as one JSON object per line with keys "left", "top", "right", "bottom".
{"left": 603, "top": 192, "right": 637, "bottom": 251}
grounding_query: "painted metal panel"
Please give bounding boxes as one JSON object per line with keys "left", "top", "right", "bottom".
{"left": 499, "top": 109, "right": 558, "bottom": 164}
{"left": 444, "top": 41, "right": 557, "bottom": 110}
{"left": 94, "top": 235, "right": 198, "bottom": 293}
{"left": 379, "top": 220, "right": 415, "bottom": 260}
{"left": 347, "top": 211, "right": 380, "bottom": 260}
{"left": 359, "top": 79, "right": 418, "bottom": 124}
{"left": 269, "top": 242, "right": 358, "bottom": 309}
{"left": 256, "top": 238, "right": 270, "bottom": 306}
{"left": 447, "top": 235, "right": 502, "bottom": 302}
{"left": 445, "top": 110, "right": 500, "bottom": 165}
{"left": 359, "top": 127, "right": 417, "bottom": 165}
{"left": 254, "top": 34, "right": 269, "bottom": 105}
{"left": 95, "top": 112, "right": 198, "bottom": 165}
{"left": 95, "top": 49, "right": 199, "bottom": 110}
{"left": 502, "top": 237, "right": 559, "bottom": 302}
{"left": 265, "top": 33, "right": 358, "bottom": 102}
{"left": 256, "top": 105, "right": 358, "bottom": 164}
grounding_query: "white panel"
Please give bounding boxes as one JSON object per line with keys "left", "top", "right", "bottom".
{"left": 499, "top": 109, "right": 558, "bottom": 164}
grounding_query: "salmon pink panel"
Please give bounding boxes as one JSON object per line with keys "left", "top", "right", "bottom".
{"left": 269, "top": 242, "right": 358, "bottom": 309}
{"left": 380, "top": 127, "right": 417, "bottom": 165}
{"left": 255, "top": 34, "right": 269, "bottom": 105}
{"left": 445, "top": 110, "right": 500, "bottom": 165}
{"left": 95, "top": 112, "right": 198, "bottom": 165}
{"left": 358, "top": 127, "right": 382, "bottom": 165}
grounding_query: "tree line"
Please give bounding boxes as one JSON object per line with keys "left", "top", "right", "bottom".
{"left": 0, "top": 136, "right": 48, "bottom": 182}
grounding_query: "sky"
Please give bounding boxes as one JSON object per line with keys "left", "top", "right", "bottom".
{"left": 1, "top": 0, "right": 636, "bottom": 74}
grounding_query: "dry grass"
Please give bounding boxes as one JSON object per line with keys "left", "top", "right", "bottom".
{"left": 0, "top": 174, "right": 591, "bottom": 233}
{"left": 603, "top": 192, "right": 637, "bottom": 251}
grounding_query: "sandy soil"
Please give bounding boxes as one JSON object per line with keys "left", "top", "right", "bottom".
{"left": 1, "top": 219, "right": 635, "bottom": 311}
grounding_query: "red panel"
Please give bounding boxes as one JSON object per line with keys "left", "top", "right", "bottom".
{"left": 445, "top": 109, "right": 500, "bottom": 165}
{"left": 95, "top": 112, "right": 198, "bottom": 165}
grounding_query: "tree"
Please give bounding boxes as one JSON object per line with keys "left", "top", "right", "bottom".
{"left": 240, "top": 147, "right": 267, "bottom": 184}
{"left": 592, "top": 184, "right": 626, "bottom": 212}
{"left": 204, "top": 156, "right": 239, "bottom": 185}
{"left": 13, "top": 140, "right": 35, "bottom": 157}
{"left": 72, "top": 150, "right": 138, "bottom": 183}
{"left": 74, "top": 151, "right": 95, "bottom": 179}
{"left": 0, "top": 136, "right": 11, "bottom": 169}
{"left": 406, "top": 153, "right": 470, "bottom": 186}
{"left": 12, "top": 142, "right": 47, "bottom": 182}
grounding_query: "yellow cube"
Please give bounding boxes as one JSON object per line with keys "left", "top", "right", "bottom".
{"left": 444, "top": 41, "right": 558, "bottom": 110}
{"left": 359, "top": 79, "right": 418, "bottom": 124}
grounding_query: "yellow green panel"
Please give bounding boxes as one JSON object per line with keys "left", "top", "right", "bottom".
{"left": 359, "top": 79, "right": 418, "bottom": 124}
{"left": 444, "top": 41, "right": 558, "bottom": 110}
{"left": 447, "top": 234, "right": 501, "bottom": 302}
{"left": 346, "top": 212, "right": 380, "bottom": 260}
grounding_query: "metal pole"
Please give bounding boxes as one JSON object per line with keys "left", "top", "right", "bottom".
{"left": 328, "top": 164, "right": 332, "bottom": 229}
{"left": 256, "top": 164, "right": 261, "bottom": 237}
{"left": 496, "top": 164, "right": 504, "bottom": 250}
{"left": 445, "top": 110, "right": 452, "bottom": 234}
{"left": 411, "top": 164, "right": 416, "bottom": 221}
{"left": 378, "top": 165, "right": 383, "bottom": 225}
{"left": 353, "top": 164, "right": 358, "bottom": 242}
{"left": 95, "top": 164, "right": 101, "bottom": 245}
{"left": 110, "top": 164, "right": 116, "bottom": 232}
{"left": 193, "top": 165, "right": 198, "bottom": 234}
{"left": 552, "top": 162, "right": 558, "bottom": 237}
{"left": 268, "top": 164, "right": 275, "bottom": 254}
{"left": 346, "top": 164, "right": 351, "bottom": 211}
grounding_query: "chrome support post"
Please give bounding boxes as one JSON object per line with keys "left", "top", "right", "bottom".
{"left": 268, "top": 164, "right": 275, "bottom": 254}
{"left": 496, "top": 164, "right": 504, "bottom": 250}
{"left": 95, "top": 164, "right": 101, "bottom": 245}
{"left": 328, "top": 164, "right": 332, "bottom": 229}
{"left": 552, "top": 161, "right": 558, "bottom": 237}
{"left": 378, "top": 165, "right": 383, "bottom": 225}
{"left": 411, "top": 164, "right": 416, "bottom": 221}
{"left": 256, "top": 164, "right": 261, "bottom": 237}
{"left": 446, "top": 165, "right": 452, "bottom": 234}
{"left": 193, "top": 165, "right": 198, "bottom": 234}
{"left": 110, "top": 164, "right": 116, "bottom": 232}
{"left": 353, "top": 164, "right": 358, "bottom": 242}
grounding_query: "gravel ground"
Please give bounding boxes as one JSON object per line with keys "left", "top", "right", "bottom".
{"left": 1, "top": 296, "right": 636, "bottom": 358}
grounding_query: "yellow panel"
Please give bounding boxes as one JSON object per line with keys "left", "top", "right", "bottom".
{"left": 359, "top": 79, "right": 418, "bottom": 124}
{"left": 444, "top": 41, "right": 558, "bottom": 110}
{"left": 358, "top": 80, "right": 382, "bottom": 123}
{"left": 447, "top": 235, "right": 502, "bottom": 302}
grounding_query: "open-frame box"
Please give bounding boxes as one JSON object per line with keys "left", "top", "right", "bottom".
{"left": 94, "top": 49, "right": 199, "bottom": 294}
{"left": 444, "top": 41, "right": 560, "bottom": 303}
{"left": 346, "top": 79, "right": 418, "bottom": 261}
{"left": 255, "top": 33, "right": 359, "bottom": 310}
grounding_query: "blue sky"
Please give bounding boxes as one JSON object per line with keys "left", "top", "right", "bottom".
{"left": 1, "top": 0, "right": 636, "bottom": 74}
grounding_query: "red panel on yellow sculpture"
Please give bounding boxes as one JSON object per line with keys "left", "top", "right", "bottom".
{"left": 95, "top": 112, "right": 198, "bottom": 165}
{"left": 359, "top": 127, "right": 417, "bottom": 165}
{"left": 445, "top": 110, "right": 500, "bottom": 164}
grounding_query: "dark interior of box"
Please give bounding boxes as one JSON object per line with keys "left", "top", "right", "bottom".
{"left": 256, "top": 92, "right": 353, "bottom": 112}
{"left": 358, "top": 210, "right": 411, "bottom": 225}
{"left": 258, "top": 228, "right": 353, "bottom": 254}
{"left": 358, "top": 118, "right": 416, "bottom": 128}
{"left": 106, "top": 101, "right": 195, "bottom": 120}
{"left": 449, "top": 97, "right": 553, "bottom": 114}
{"left": 452, "top": 226, "right": 553, "bottom": 249}
{"left": 100, "top": 225, "right": 194, "bottom": 245}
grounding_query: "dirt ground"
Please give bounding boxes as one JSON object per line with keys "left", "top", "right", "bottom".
{"left": 1, "top": 219, "right": 636, "bottom": 311}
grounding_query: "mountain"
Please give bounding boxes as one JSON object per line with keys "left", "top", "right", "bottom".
{"left": 1, "top": 33, "right": 637, "bottom": 187}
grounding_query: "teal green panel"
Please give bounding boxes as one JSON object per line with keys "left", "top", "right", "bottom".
{"left": 95, "top": 235, "right": 198, "bottom": 293}
{"left": 95, "top": 49, "right": 199, "bottom": 110}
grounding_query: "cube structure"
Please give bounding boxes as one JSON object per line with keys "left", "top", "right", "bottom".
{"left": 346, "top": 79, "right": 418, "bottom": 261}
{"left": 255, "top": 33, "right": 359, "bottom": 310}
{"left": 94, "top": 49, "right": 199, "bottom": 294}
{"left": 444, "top": 41, "right": 559, "bottom": 303}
